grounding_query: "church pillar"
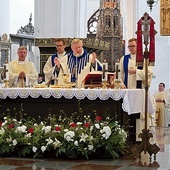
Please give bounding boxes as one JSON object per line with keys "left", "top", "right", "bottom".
{"left": 34, "top": 0, "right": 88, "bottom": 38}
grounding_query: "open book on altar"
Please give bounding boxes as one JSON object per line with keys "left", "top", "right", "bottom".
{"left": 84, "top": 71, "right": 115, "bottom": 85}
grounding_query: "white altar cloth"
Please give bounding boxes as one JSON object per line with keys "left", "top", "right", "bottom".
{"left": 0, "top": 88, "right": 156, "bottom": 115}
{"left": 120, "top": 89, "right": 156, "bottom": 115}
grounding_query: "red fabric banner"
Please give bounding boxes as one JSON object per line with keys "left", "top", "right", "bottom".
{"left": 136, "top": 14, "right": 155, "bottom": 65}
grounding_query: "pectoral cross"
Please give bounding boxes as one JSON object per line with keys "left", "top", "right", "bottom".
{"left": 3, "top": 64, "right": 8, "bottom": 79}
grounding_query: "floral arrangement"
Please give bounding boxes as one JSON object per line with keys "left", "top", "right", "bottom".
{"left": 0, "top": 107, "right": 127, "bottom": 159}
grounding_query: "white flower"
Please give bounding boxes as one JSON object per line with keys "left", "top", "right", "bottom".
{"left": 25, "top": 133, "right": 32, "bottom": 138}
{"left": 100, "top": 123, "right": 104, "bottom": 126}
{"left": 79, "top": 133, "right": 88, "bottom": 142}
{"left": 15, "top": 125, "right": 27, "bottom": 133}
{"left": 95, "top": 123, "right": 100, "bottom": 129}
{"left": 42, "top": 126, "right": 51, "bottom": 133}
{"left": 53, "top": 138, "right": 61, "bottom": 149}
{"left": 64, "top": 131, "right": 75, "bottom": 142}
{"left": 2, "top": 122, "right": 6, "bottom": 126}
{"left": 40, "top": 122, "right": 44, "bottom": 125}
{"left": 64, "top": 129, "right": 69, "bottom": 132}
{"left": 100, "top": 126, "right": 111, "bottom": 139}
{"left": 74, "top": 140, "right": 78, "bottom": 146}
{"left": 41, "top": 146, "right": 47, "bottom": 153}
{"left": 46, "top": 137, "right": 53, "bottom": 145}
{"left": 89, "top": 136, "right": 94, "bottom": 141}
{"left": 6, "top": 137, "right": 12, "bottom": 142}
{"left": 0, "top": 127, "right": 5, "bottom": 135}
{"left": 76, "top": 122, "right": 82, "bottom": 125}
{"left": 88, "top": 145, "right": 94, "bottom": 151}
{"left": 32, "top": 146, "right": 37, "bottom": 153}
{"left": 13, "top": 139, "right": 17, "bottom": 146}
{"left": 90, "top": 126, "right": 94, "bottom": 131}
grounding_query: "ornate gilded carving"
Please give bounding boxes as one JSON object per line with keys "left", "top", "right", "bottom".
{"left": 160, "top": 0, "right": 170, "bottom": 35}
{"left": 35, "top": 38, "right": 110, "bottom": 51}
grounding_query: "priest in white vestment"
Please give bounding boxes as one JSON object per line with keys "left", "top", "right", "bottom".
{"left": 43, "top": 39, "right": 68, "bottom": 86}
{"left": 119, "top": 38, "right": 153, "bottom": 143}
{"left": 8, "top": 46, "right": 38, "bottom": 87}
{"left": 153, "top": 83, "right": 168, "bottom": 126}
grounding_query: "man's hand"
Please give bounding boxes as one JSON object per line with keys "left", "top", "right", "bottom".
{"left": 54, "top": 57, "right": 60, "bottom": 68}
{"left": 156, "top": 98, "right": 164, "bottom": 102}
{"left": 109, "top": 75, "right": 116, "bottom": 84}
{"left": 19, "top": 71, "right": 26, "bottom": 78}
{"left": 128, "top": 67, "right": 136, "bottom": 74}
{"left": 121, "top": 84, "right": 126, "bottom": 89}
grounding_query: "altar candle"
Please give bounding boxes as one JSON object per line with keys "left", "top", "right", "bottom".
{"left": 3, "top": 63, "right": 9, "bottom": 80}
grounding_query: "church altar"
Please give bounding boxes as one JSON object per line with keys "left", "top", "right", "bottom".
{"left": 0, "top": 88, "right": 156, "bottom": 145}
{"left": 0, "top": 88, "right": 155, "bottom": 117}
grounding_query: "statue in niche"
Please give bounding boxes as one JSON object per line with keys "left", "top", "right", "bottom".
{"left": 1, "top": 33, "right": 8, "bottom": 42}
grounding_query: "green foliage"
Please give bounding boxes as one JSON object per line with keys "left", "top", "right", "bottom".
{"left": 0, "top": 106, "right": 127, "bottom": 159}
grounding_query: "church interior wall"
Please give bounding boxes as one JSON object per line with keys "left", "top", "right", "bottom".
{"left": 34, "top": 0, "right": 89, "bottom": 38}
{"left": 9, "top": 0, "right": 34, "bottom": 35}
{"left": 0, "top": 0, "right": 10, "bottom": 35}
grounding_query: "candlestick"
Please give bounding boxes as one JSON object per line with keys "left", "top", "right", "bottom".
{"left": 115, "top": 62, "right": 120, "bottom": 79}
{"left": 102, "top": 62, "right": 108, "bottom": 81}
{"left": 3, "top": 63, "right": 9, "bottom": 81}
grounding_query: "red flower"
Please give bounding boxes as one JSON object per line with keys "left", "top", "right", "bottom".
{"left": 70, "top": 123, "right": 76, "bottom": 128}
{"left": 28, "top": 127, "right": 34, "bottom": 133}
{"left": 0, "top": 122, "right": 2, "bottom": 127}
{"left": 95, "top": 116, "right": 102, "bottom": 121}
{"left": 84, "top": 123, "right": 90, "bottom": 128}
{"left": 8, "top": 123, "right": 14, "bottom": 129}
{"left": 55, "top": 126, "right": 61, "bottom": 131}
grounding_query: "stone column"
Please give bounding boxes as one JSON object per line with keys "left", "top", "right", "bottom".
{"left": 34, "top": 0, "right": 88, "bottom": 38}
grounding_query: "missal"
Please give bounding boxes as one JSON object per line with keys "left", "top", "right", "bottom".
{"left": 84, "top": 71, "right": 115, "bottom": 85}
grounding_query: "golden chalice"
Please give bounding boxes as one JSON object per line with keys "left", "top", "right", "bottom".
{"left": 63, "top": 74, "right": 69, "bottom": 87}
{"left": 4, "top": 80, "right": 9, "bottom": 88}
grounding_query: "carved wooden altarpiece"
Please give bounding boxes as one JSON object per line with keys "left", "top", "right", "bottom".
{"left": 160, "top": 0, "right": 170, "bottom": 35}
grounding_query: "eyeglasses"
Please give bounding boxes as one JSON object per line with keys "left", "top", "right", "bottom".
{"left": 128, "top": 45, "right": 136, "bottom": 48}
{"left": 56, "top": 45, "right": 64, "bottom": 47}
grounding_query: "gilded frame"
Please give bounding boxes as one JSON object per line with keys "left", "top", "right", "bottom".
{"left": 160, "top": 0, "right": 170, "bottom": 36}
